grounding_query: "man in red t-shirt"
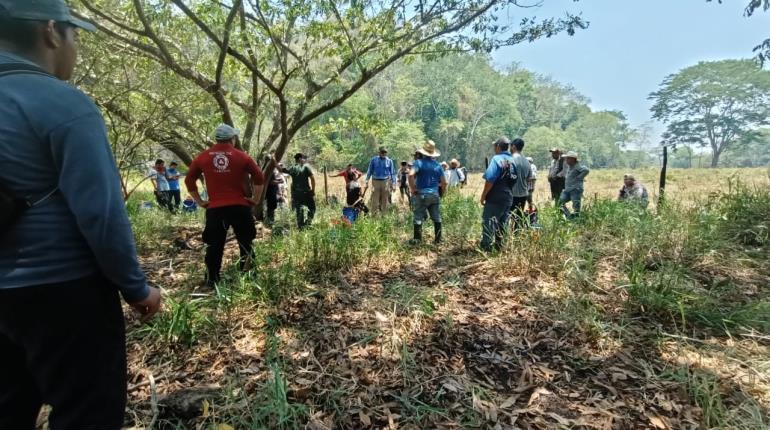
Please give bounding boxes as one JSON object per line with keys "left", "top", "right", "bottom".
{"left": 185, "top": 124, "right": 265, "bottom": 288}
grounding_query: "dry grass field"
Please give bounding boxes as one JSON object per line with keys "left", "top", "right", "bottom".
{"left": 110, "top": 166, "right": 770, "bottom": 430}
{"left": 314, "top": 166, "right": 770, "bottom": 208}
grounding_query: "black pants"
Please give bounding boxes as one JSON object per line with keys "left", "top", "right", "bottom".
{"left": 265, "top": 183, "right": 279, "bottom": 225}
{"left": 292, "top": 192, "right": 316, "bottom": 229}
{"left": 0, "top": 275, "right": 127, "bottom": 430}
{"left": 169, "top": 189, "right": 181, "bottom": 210}
{"left": 154, "top": 190, "right": 174, "bottom": 212}
{"left": 510, "top": 196, "right": 528, "bottom": 230}
{"left": 203, "top": 205, "right": 257, "bottom": 284}
{"left": 549, "top": 178, "right": 565, "bottom": 202}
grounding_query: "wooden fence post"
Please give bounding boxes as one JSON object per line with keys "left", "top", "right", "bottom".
{"left": 323, "top": 166, "right": 329, "bottom": 204}
{"left": 658, "top": 146, "right": 668, "bottom": 211}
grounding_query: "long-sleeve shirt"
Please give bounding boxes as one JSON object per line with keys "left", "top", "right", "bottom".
{"left": 0, "top": 52, "right": 148, "bottom": 302}
{"left": 564, "top": 163, "right": 590, "bottom": 191}
{"left": 365, "top": 156, "right": 396, "bottom": 184}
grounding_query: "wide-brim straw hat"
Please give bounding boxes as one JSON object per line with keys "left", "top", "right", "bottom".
{"left": 416, "top": 140, "right": 441, "bottom": 158}
{"left": 549, "top": 147, "right": 562, "bottom": 153}
{"left": 562, "top": 151, "right": 579, "bottom": 160}
{"left": 450, "top": 158, "right": 459, "bottom": 166}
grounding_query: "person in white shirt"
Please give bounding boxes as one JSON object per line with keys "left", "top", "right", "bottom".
{"left": 526, "top": 157, "right": 537, "bottom": 211}
{"left": 447, "top": 159, "right": 466, "bottom": 188}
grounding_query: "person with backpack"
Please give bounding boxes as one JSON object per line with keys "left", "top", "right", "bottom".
{"left": 185, "top": 124, "right": 265, "bottom": 288}
{"left": 0, "top": 2, "right": 161, "bottom": 427}
{"left": 408, "top": 141, "right": 447, "bottom": 244}
{"left": 365, "top": 146, "right": 397, "bottom": 215}
{"left": 447, "top": 159, "right": 466, "bottom": 188}
{"left": 479, "top": 137, "right": 517, "bottom": 251}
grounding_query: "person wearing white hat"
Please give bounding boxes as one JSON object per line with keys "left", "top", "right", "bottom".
{"left": 408, "top": 140, "right": 447, "bottom": 244}
{"left": 559, "top": 151, "right": 590, "bottom": 219}
{"left": 447, "top": 159, "right": 465, "bottom": 188}
{"left": 618, "top": 173, "right": 649, "bottom": 208}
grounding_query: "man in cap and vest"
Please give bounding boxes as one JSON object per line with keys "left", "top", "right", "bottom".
{"left": 408, "top": 141, "right": 447, "bottom": 244}
{"left": 365, "top": 146, "right": 397, "bottom": 215}
{"left": 547, "top": 148, "right": 566, "bottom": 203}
{"left": 185, "top": 124, "right": 265, "bottom": 288}
{"left": 559, "top": 151, "right": 589, "bottom": 219}
{"left": 0, "top": 1, "right": 161, "bottom": 427}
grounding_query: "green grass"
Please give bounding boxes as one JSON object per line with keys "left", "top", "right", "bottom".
{"left": 123, "top": 179, "right": 770, "bottom": 429}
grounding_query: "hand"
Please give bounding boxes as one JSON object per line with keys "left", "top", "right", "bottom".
{"left": 198, "top": 200, "right": 209, "bottom": 208}
{"left": 479, "top": 196, "right": 486, "bottom": 205}
{"left": 245, "top": 196, "right": 258, "bottom": 206}
{"left": 129, "top": 286, "right": 162, "bottom": 323}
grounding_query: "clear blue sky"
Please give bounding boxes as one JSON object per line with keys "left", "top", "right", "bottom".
{"left": 492, "top": 0, "right": 769, "bottom": 134}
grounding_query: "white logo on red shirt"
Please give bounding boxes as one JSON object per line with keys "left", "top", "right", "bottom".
{"left": 213, "top": 153, "right": 230, "bottom": 172}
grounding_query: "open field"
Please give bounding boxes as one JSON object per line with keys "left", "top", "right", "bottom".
{"left": 107, "top": 167, "right": 770, "bottom": 429}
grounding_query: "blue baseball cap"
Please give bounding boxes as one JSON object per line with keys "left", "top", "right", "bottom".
{"left": 214, "top": 123, "right": 239, "bottom": 141}
{"left": 0, "top": 0, "right": 97, "bottom": 32}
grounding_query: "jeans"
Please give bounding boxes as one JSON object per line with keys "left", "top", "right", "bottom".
{"left": 480, "top": 201, "right": 511, "bottom": 251}
{"left": 292, "top": 191, "right": 316, "bottom": 229}
{"left": 560, "top": 188, "right": 584, "bottom": 218}
{"left": 0, "top": 275, "right": 127, "bottom": 430}
{"left": 203, "top": 205, "right": 257, "bottom": 284}
{"left": 411, "top": 193, "right": 441, "bottom": 225}
{"left": 154, "top": 190, "right": 173, "bottom": 212}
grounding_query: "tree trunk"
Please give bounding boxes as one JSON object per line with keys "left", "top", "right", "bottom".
{"left": 710, "top": 149, "right": 721, "bottom": 168}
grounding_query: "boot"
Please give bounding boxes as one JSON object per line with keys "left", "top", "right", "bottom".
{"left": 433, "top": 222, "right": 442, "bottom": 244}
{"left": 408, "top": 224, "right": 422, "bottom": 245}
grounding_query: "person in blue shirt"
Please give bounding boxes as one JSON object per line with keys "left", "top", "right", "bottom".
{"left": 166, "top": 160, "right": 182, "bottom": 211}
{"left": 479, "top": 137, "right": 517, "bottom": 251}
{"left": 0, "top": 1, "right": 161, "bottom": 427}
{"left": 365, "top": 146, "right": 397, "bottom": 215}
{"left": 408, "top": 140, "right": 447, "bottom": 244}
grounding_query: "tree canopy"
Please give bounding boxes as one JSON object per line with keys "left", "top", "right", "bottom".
{"left": 649, "top": 59, "right": 770, "bottom": 167}
{"left": 72, "top": 0, "right": 586, "bottom": 173}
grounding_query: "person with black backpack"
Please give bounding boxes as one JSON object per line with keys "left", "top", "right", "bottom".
{"left": 0, "top": 1, "right": 161, "bottom": 428}
{"left": 479, "top": 137, "right": 518, "bottom": 252}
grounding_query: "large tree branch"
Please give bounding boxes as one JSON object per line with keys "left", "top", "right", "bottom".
{"left": 290, "top": 0, "right": 498, "bottom": 134}
{"left": 169, "top": 0, "right": 282, "bottom": 96}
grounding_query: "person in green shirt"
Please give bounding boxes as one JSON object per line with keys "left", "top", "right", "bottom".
{"left": 282, "top": 153, "right": 316, "bottom": 229}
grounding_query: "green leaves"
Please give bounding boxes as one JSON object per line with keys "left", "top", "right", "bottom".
{"left": 649, "top": 59, "right": 770, "bottom": 167}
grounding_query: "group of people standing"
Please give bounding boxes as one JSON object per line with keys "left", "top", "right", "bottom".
{"left": 0, "top": 1, "right": 653, "bottom": 427}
